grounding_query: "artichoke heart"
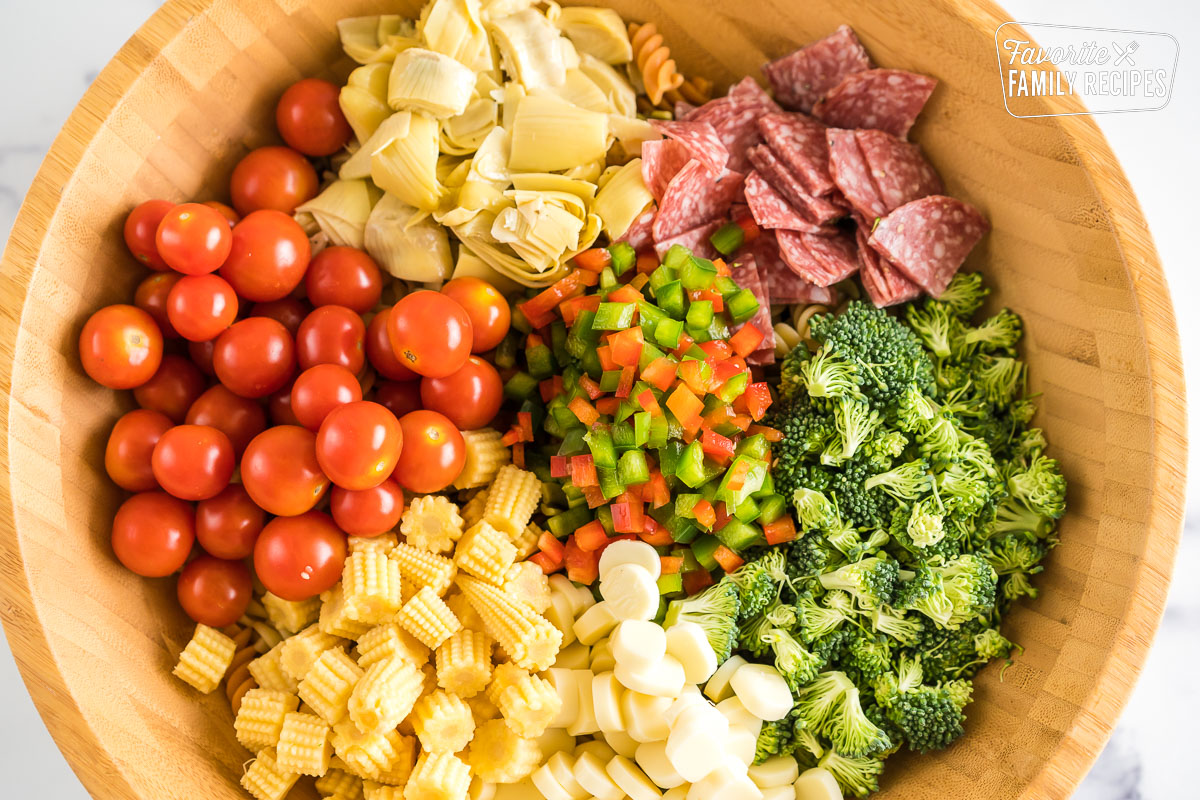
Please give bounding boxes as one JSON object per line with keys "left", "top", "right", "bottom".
{"left": 295, "top": 179, "right": 382, "bottom": 251}
{"left": 452, "top": 246, "right": 523, "bottom": 294}
{"left": 387, "top": 48, "right": 477, "bottom": 118}
{"left": 510, "top": 173, "right": 597, "bottom": 202}
{"left": 508, "top": 95, "right": 608, "bottom": 172}
{"left": 560, "top": 161, "right": 605, "bottom": 183}
{"left": 436, "top": 127, "right": 513, "bottom": 227}
{"left": 419, "top": 0, "right": 494, "bottom": 74}
{"left": 364, "top": 193, "right": 453, "bottom": 283}
{"left": 491, "top": 189, "right": 588, "bottom": 273}
{"left": 555, "top": 7, "right": 633, "bottom": 64}
{"left": 339, "top": 111, "right": 411, "bottom": 180}
{"left": 607, "top": 114, "right": 661, "bottom": 157}
{"left": 340, "top": 63, "right": 393, "bottom": 144}
{"left": 338, "top": 15, "right": 413, "bottom": 64}
{"left": 440, "top": 96, "right": 499, "bottom": 155}
{"left": 488, "top": 8, "right": 567, "bottom": 90}
{"left": 592, "top": 158, "right": 654, "bottom": 240}
{"left": 532, "top": 68, "right": 613, "bottom": 113}
{"left": 578, "top": 54, "right": 637, "bottom": 118}
{"left": 369, "top": 112, "right": 444, "bottom": 212}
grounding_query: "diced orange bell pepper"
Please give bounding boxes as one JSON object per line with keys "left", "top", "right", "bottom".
{"left": 712, "top": 545, "right": 745, "bottom": 574}
{"left": 714, "top": 501, "right": 732, "bottom": 531}
{"left": 637, "top": 389, "right": 662, "bottom": 416}
{"left": 570, "top": 454, "right": 598, "bottom": 487}
{"left": 692, "top": 499, "right": 716, "bottom": 529}
{"left": 729, "top": 323, "right": 765, "bottom": 357}
{"left": 579, "top": 375, "right": 603, "bottom": 400}
{"left": 742, "top": 381, "right": 773, "bottom": 421}
{"left": 575, "top": 520, "right": 609, "bottom": 552}
{"left": 597, "top": 345, "right": 618, "bottom": 372}
{"left": 596, "top": 397, "right": 621, "bottom": 416}
{"left": 559, "top": 294, "right": 601, "bottom": 326}
{"left": 671, "top": 332, "right": 695, "bottom": 358}
{"left": 582, "top": 484, "right": 607, "bottom": 508}
{"left": 528, "top": 551, "right": 562, "bottom": 574}
{"left": 763, "top": 516, "right": 798, "bottom": 545}
{"left": 747, "top": 423, "right": 784, "bottom": 442}
{"left": 607, "top": 285, "right": 644, "bottom": 304}
{"left": 660, "top": 556, "right": 684, "bottom": 575}
{"left": 725, "top": 458, "right": 753, "bottom": 492}
{"left": 701, "top": 429, "right": 736, "bottom": 464}
{"left": 539, "top": 376, "right": 564, "bottom": 402}
{"left": 511, "top": 442, "right": 525, "bottom": 468}
{"left": 734, "top": 214, "right": 761, "bottom": 243}
{"left": 568, "top": 396, "right": 600, "bottom": 426}
{"left": 608, "top": 327, "right": 645, "bottom": 367}
{"left": 636, "top": 252, "right": 659, "bottom": 274}
{"left": 647, "top": 470, "right": 671, "bottom": 508}
{"left": 639, "top": 517, "right": 675, "bottom": 546}
{"left": 616, "top": 366, "right": 636, "bottom": 399}
{"left": 698, "top": 340, "right": 732, "bottom": 361}
{"left": 573, "top": 247, "right": 612, "bottom": 273}
{"left": 640, "top": 357, "right": 677, "bottom": 392}
{"left": 564, "top": 536, "right": 599, "bottom": 584}
{"left": 682, "top": 568, "right": 714, "bottom": 595}
{"left": 538, "top": 531, "right": 565, "bottom": 562}
{"left": 666, "top": 385, "right": 704, "bottom": 435}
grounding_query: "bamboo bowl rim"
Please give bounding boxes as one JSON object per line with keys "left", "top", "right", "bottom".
{"left": 0, "top": 1, "right": 1187, "bottom": 798}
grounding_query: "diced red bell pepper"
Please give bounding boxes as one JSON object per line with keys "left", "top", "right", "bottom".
{"left": 729, "top": 323, "right": 765, "bottom": 357}
{"left": 597, "top": 345, "right": 618, "bottom": 372}
{"left": 748, "top": 424, "right": 784, "bottom": 442}
{"left": 742, "top": 381, "right": 773, "bottom": 421}
{"left": 501, "top": 427, "right": 523, "bottom": 446}
{"left": 527, "top": 334, "right": 545, "bottom": 351}
{"left": 712, "top": 359, "right": 746, "bottom": 386}
{"left": 517, "top": 412, "right": 534, "bottom": 442}
{"left": 640, "top": 357, "right": 677, "bottom": 392}
{"left": 637, "top": 389, "right": 662, "bottom": 416}
{"left": 698, "top": 340, "right": 732, "bottom": 361}
{"left": 540, "top": 375, "right": 565, "bottom": 402}
{"left": 729, "top": 414, "right": 753, "bottom": 432}
{"left": 520, "top": 271, "right": 590, "bottom": 325}
{"left": 611, "top": 500, "right": 645, "bottom": 534}
{"left": 538, "top": 531, "right": 566, "bottom": 562}
{"left": 670, "top": 332, "right": 695, "bottom": 358}
{"left": 636, "top": 252, "right": 659, "bottom": 274}
{"left": 734, "top": 213, "right": 761, "bottom": 243}
{"left": 622, "top": 482, "right": 645, "bottom": 503}
{"left": 575, "top": 520, "right": 609, "bottom": 552}
{"left": 511, "top": 442, "right": 525, "bottom": 468}
{"left": 725, "top": 458, "right": 753, "bottom": 493}
{"left": 639, "top": 518, "right": 675, "bottom": 546}
{"left": 676, "top": 360, "right": 711, "bottom": 396}
{"left": 568, "top": 396, "right": 600, "bottom": 426}
{"left": 528, "top": 551, "right": 562, "bottom": 574}
{"left": 596, "top": 397, "right": 621, "bottom": 416}
{"left": 693, "top": 499, "right": 716, "bottom": 529}
{"left": 701, "top": 429, "right": 736, "bottom": 464}
{"left": 582, "top": 484, "right": 607, "bottom": 508}
{"left": 579, "top": 375, "right": 603, "bottom": 400}
{"left": 647, "top": 470, "right": 671, "bottom": 509}
{"left": 559, "top": 294, "right": 601, "bottom": 326}
{"left": 573, "top": 247, "right": 612, "bottom": 273}
{"left": 763, "top": 516, "right": 798, "bottom": 546}
{"left": 570, "top": 454, "right": 598, "bottom": 487}
{"left": 682, "top": 567, "right": 714, "bottom": 595}
{"left": 712, "top": 545, "right": 745, "bottom": 574}
{"left": 616, "top": 366, "right": 636, "bottom": 399}
{"left": 608, "top": 327, "right": 645, "bottom": 367}
{"left": 608, "top": 285, "right": 644, "bottom": 304}
{"left": 712, "top": 258, "right": 732, "bottom": 276}
{"left": 564, "top": 535, "right": 600, "bottom": 584}
{"left": 666, "top": 385, "right": 704, "bottom": 434}
{"left": 550, "top": 455, "right": 570, "bottom": 478}
{"left": 714, "top": 501, "right": 732, "bottom": 530}
{"left": 690, "top": 289, "right": 724, "bottom": 312}
{"left": 660, "top": 556, "right": 684, "bottom": 575}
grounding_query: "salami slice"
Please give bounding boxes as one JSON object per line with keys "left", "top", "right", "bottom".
{"left": 650, "top": 119, "right": 730, "bottom": 175}
{"left": 812, "top": 69, "right": 937, "bottom": 139}
{"left": 728, "top": 76, "right": 782, "bottom": 113}
{"left": 826, "top": 128, "right": 886, "bottom": 222}
{"left": 752, "top": 233, "right": 838, "bottom": 304}
{"left": 855, "top": 227, "right": 921, "bottom": 307}
{"left": 747, "top": 145, "right": 844, "bottom": 225}
{"left": 616, "top": 204, "right": 657, "bottom": 252}
{"left": 743, "top": 170, "right": 835, "bottom": 234}
{"left": 641, "top": 139, "right": 693, "bottom": 203}
{"left": 675, "top": 101, "right": 698, "bottom": 119}
{"left": 653, "top": 219, "right": 723, "bottom": 261}
{"left": 855, "top": 129, "right": 943, "bottom": 213}
{"left": 868, "top": 195, "right": 988, "bottom": 296}
{"left": 777, "top": 229, "right": 860, "bottom": 287}
{"left": 730, "top": 252, "right": 775, "bottom": 365}
{"left": 758, "top": 112, "right": 835, "bottom": 197}
{"left": 688, "top": 78, "right": 779, "bottom": 173}
{"left": 762, "top": 25, "right": 873, "bottom": 113}
{"left": 652, "top": 161, "right": 745, "bottom": 242}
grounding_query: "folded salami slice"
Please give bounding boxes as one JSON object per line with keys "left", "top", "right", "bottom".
{"left": 758, "top": 112, "right": 835, "bottom": 197}
{"left": 868, "top": 195, "right": 988, "bottom": 296}
{"left": 747, "top": 145, "right": 844, "bottom": 225}
{"left": 777, "top": 229, "right": 860, "bottom": 287}
{"left": 812, "top": 69, "right": 937, "bottom": 139}
{"left": 649, "top": 119, "right": 729, "bottom": 175}
{"left": 752, "top": 233, "right": 838, "bottom": 304}
{"left": 652, "top": 219, "right": 723, "bottom": 261}
{"left": 855, "top": 227, "right": 921, "bottom": 307}
{"left": 616, "top": 204, "right": 657, "bottom": 253}
{"left": 728, "top": 76, "right": 782, "bottom": 113}
{"left": 652, "top": 161, "right": 745, "bottom": 242}
{"left": 743, "top": 170, "right": 835, "bottom": 235}
{"left": 855, "top": 129, "right": 943, "bottom": 213}
{"left": 762, "top": 25, "right": 873, "bottom": 113}
{"left": 826, "top": 128, "right": 886, "bottom": 222}
{"left": 641, "top": 139, "right": 693, "bottom": 202}
{"left": 686, "top": 81, "right": 778, "bottom": 174}
{"left": 730, "top": 252, "right": 775, "bottom": 365}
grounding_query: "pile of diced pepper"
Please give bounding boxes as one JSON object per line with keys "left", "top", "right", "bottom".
{"left": 491, "top": 241, "right": 799, "bottom": 599}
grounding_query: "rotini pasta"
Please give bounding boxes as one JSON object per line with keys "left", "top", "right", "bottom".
{"left": 299, "top": 647, "right": 364, "bottom": 725}
{"left": 453, "top": 428, "right": 511, "bottom": 489}
{"left": 627, "top": 21, "right": 684, "bottom": 106}
{"left": 241, "top": 747, "right": 299, "bottom": 800}
{"left": 276, "top": 711, "right": 333, "bottom": 777}
{"left": 397, "top": 586, "right": 462, "bottom": 649}
{"left": 482, "top": 465, "right": 541, "bottom": 539}
{"left": 225, "top": 624, "right": 260, "bottom": 715}
{"left": 411, "top": 689, "right": 475, "bottom": 753}
{"left": 234, "top": 688, "right": 300, "bottom": 753}
{"left": 435, "top": 629, "right": 494, "bottom": 698}
{"left": 173, "top": 624, "right": 236, "bottom": 694}
{"left": 400, "top": 495, "right": 464, "bottom": 554}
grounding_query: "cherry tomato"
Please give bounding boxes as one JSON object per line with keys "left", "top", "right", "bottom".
{"left": 105, "top": 408, "right": 173, "bottom": 492}
{"left": 305, "top": 247, "right": 383, "bottom": 313}
{"left": 268, "top": 381, "right": 303, "bottom": 426}
{"left": 386, "top": 291, "right": 473, "bottom": 378}
{"left": 151, "top": 424, "right": 235, "bottom": 501}
{"left": 133, "top": 271, "right": 183, "bottom": 337}
{"left": 366, "top": 308, "right": 418, "bottom": 381}
{"left": 177, "top": 555, "right": 253, "bottom": 627}
{"left": 154, "top": 203, "right": 233, "bottom": 275}
{"left": 202, "top": 200, "right": 240, "bottom": 227}
{"left": 79, "top": 304, "right": 163, "bottom": 389}
{"left": 254, "top": 511, "right": 347, "bottom": 601}
{"left": 419, "top": 356, "right": 503, "bottom": 429}
{"left": 374, "top": 381, "right": 423, "bottom": 419}
{"left": 123, "top": 199, "right": 174, "bottom": 271}
{"left": 392, "top": 409, "right": 465, "bottom": 494}
{"left": 230, "top": 145, "right": 318, "bottom": 216}
{"left": 291, "top": 364, "right": 363, "bottom": 431}
{"left": 440, "top": 277, "right": 511, "bottom": 353}
{"left": 133, "top": 354, "right": 207, "bottom": 423}
{"left": 111, "top": 491, "right": 195, "bottom": 577}
{"left": 241, "top": 425, "right": 330, "bottom": 516}
{"left": 316, "top": 401, "right": 403, "bottom": 491}
{"left": 165, "top": 273, "right": 238, "bottom": 342}
{"left": 250, "top": 297, "right": 310, "bottom": 337}
{"left": 212, "top": 317, "right": 296, "bottom": 398}
{"left": 330, "top": 479, "right": 404, "bottom": 537}
{"left": 185, "top": 384, "right": 267, "bottom": 457}
{"left": 219, "top": 209, "right": 312, "bottom": 302}
{"left": 189, "top": 339, "right": 217, "bottom": 376}
{"left": 296, "top": 305, "right": 366, "bottom": 373}
{"left": 276, "top": 78, "right": 353, "bottom": 157}
{"left": 195, "top": 484, "right": 265, "bottom": 560}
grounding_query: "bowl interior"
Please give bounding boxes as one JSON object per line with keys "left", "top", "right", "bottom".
{"left": 0, "top": 0, "right": 1185, "bottom": 798}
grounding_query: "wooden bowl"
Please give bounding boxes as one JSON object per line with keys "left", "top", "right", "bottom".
{"left": 0, "top": 0, "right": 1186, "bottom": 798}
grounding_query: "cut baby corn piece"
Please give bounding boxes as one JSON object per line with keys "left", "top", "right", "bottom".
{"left": 276, "top": 711, "right": 333, "bottom": 777}
{"left": 435, "top": 629, "right": 494, "bottom": 697}
{"left": 281, "top": 625, "right": 347, "bottom": 683}
{"left": 299, "top": 647, "right": 364, "bottom": 725}
{"left": 482, "top": 465, "right": 542, "bottom": 538}
{"left": 234, "top": 689, "right": 300, "bottom": 753}
{"left": 343, "top": 550, "right": 404, "bottom": 624}
{"left": 321, "top": 584, "right": 375, "bottom": 640}
{"left": 390, "top": 543, "right": 457, "bottom": 596}
{"left": 511, "top": 523, "right": 540, "bottom": 560}
{"left": 249, "top": 641, "right": 299, "bottom": 693}
{"left": 349, "top": 532, "right": 398, "bottom": 555}
{"left": 173, "top": 624, "right": 236, "bottom": 694}
{"left": 262, "top": 593, "right": 321, "bottom": 637}
{"left": 241, "top": 747, "right": 298, "bottom": 800}
{"left": 456, "top": 575, "right": 562, "bottom": 671}
{"left": 357, "top": 622, "right": 429, "bottom": 670}
{"left": 458, "top": 488, "right": 489, "bottom": 527}
{"left": 411, "top": 689, "right": 475, "bottom": 752}
{"left": 400, "top": 495, "right": 464, "bottom": 554}
{"left": 502, "top": 562, "right": 552, "bottom": 613}
{"left": 331, "top": 721, "right": 410, "bottom": 781}
{"left": 398, "top": 586, "right": 462, "bottom": 649}
{"left": 363, "top": 781, "right": 405, "bottom": 800}
{"left": 365, "top": 732, "right": 416, "bottom": 786}
{"left": 349, "top": 655, "right": 424, "bottom": 734}
{"left": 315, "top": 767, "right": 364, "bottom": 800}
{"left": 454, "top": 429, "right": 510, "bottom": 489}
{"left": 467, "top": 718, "right": 543, "bottom": 784}
{"left": 444, "top": 589, "right": 487, "bottom": 633}
{"left": 405, "top": 751, "right": 472, "bottom": 800}
{"left": 454, "top": 521, "right": 517, "bottom": 585}
{"left": 486, "top": 663, "right": 563, "bottom": 738}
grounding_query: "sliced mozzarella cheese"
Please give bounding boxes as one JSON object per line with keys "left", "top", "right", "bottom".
{"left": 603, "top": 728, "right": 640, "bottom": 759}
{"left": 573, "top": 751, "right": 625, "bottom": 800}
{"left": 599, "top": 564, "right": 659, "bottom": 621}
{"left": 662, "top": 787, "right": 690, "bottom": 800}
{"left": 574, "top": 601, "right": 620, "bottom": 645}
{"left": 729, "top": 663, "right": 793, "bottom": 722}
{"left": 622, "top": 690, "right": 673, "bottom": 742}
{"left": 546, "top": 751, "right": 587, "bottom": 800}
{"left": 567, "top": 671, "right": 600, "bottom": 736}
{"left": 702, "top": 654, "right": 747, "bottom": 703}
{"left": 606, "top": 755, "right": 664, "bottom": 800}
{"left": 590, "top": 637, "right": 616, "bottom": 673}
{"left": 685, "top": 757, "right": 760, "bottom": 800}
{"left": 794, "top": 767, "right": 843, "bottom": 800}
{"left": 573, "top": 738, "right": 616, "bottom": 763}
{"left": 544, "top": 669, "right": 582, "bottom": 728}
{"left": 531, "top": 763, "right": 576, "bottom": 800}
{"left": 726, "top": 725, "right": 758, "bottom": 767}
{"left": 635, "top": 740, "right": 686, "bottom": 789}
{"left": 552, "top": 641, "right": 590, "bottom": 670}
{"left": 717, "top": 697, "right": 763, "bottom": 738}
{"left": 546, "top": 591, "right": 579, "bottom": 647}
{"left": 760, "top": 787, "right": 795, "bottom": 800}
{"left": 492, "top": 778, "right": 541, "bottom": 800}
{"left": 536, "top": 727, "right": 577, "bottom": 760}
{"left": 614, "top": 654, "right": 686, "bottom": 697}
{"left": 598, "top": 539, "right": 662, "bottom": 581}
{"left": 748, "top": 755, "right": 800, "bottom": 789}
{"left": 548, "top": 574, "right": 596, "bottom": 615}
{"left": 663, "top": 686, "right": 706, "bottom": 727}
{"left": 664, "top": 621, "right": 718, "bottom": 684}
{"left": 611, "top": 619, "right": 668, "bottom": 672}
{"left": 592, "top": 671, "right": 627, "bottom": 734}
{"left": 470, "top": 776, "right": 497, "bottom": 800}
{"left": 664, "top": 704, "right": 730, "bottom": 782}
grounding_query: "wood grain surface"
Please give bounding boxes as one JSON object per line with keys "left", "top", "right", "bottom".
{"left": 0, "top": 1, "right": 1186, "bottom": 798}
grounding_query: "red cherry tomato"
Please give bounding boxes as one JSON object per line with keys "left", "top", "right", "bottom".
{"left": 220, "top": 209, "right": 312, "bottom": 302}
{"left": 386, "top": 291, "right": 473, "bottom": 378}
{"left": 241, "top": 425, "right": 330, "bottom": 516}
{"left": 188, "top": 339, "right": 217, "bottom": 377}
{"left": 151, "top": 424, "right": 235, "bottom": 501}
{"left": 419, "top": 356, "right": 504, "bottom": 429}
{"left": 296, "top": 305, "right": 366, "bottom": 373}
{"left": 316, "top": 401, "right": 403, "bottom": 491}
{"left": 124, "top": 199, "right": 174, "bottom": 271}
{"left": 305, "top": 247, "right": 383, "bottom": 313}
{"left": 392, "top": 409, "right": 466, "bottom": 494}
{"left": 330, "top": 479, "right": 405, "bottom": 537}
{"left": 254, "top": 511, "right": 347, "bottom": 601}
{"left": 154, "top": 202, "right": 233, "bottom": 275}
{"left": 230, "top": 146, "right": 318, "bottom": 216}
{"left": 185, "top": 384, "right": 268, "bottom": 457}
{"left": 111, "top": 491, "right": 195, "bottom": 577}
{"left": 276, "top": 78, "right": 353, "bottom": 157}
{"left": 133, "top": 271, "right": 183, "bottom": 337}
{"left": 374, "top": 381, "right": 423, "bottom": 419}
{"left": 268, "top": 381, "right": 303, "bottom": 426}
{"left": 202, "top": 200, "right": 240, "bottom": 227}
{"left": 291, "top": 364, "right": 363, "bottom": 431}
{"left": 366, "top": 308, "right": 418, "bottom": 381}
{"left": 133, "top": 354, "right": 207, "bottom": 423}
{"left": 440, "top": 277, "right": 511, "bottom": 353}
{"left": 212, "top": 317, "right": 296, "bottom": 398}
{"left": 195, "top": 484, "right": 265, "bottom": 560}
{"left": 177, "top": 555, "right": 253, "bottom": 627}
{"left": 105, "top": 408, "right": 173, "bottom": 492}
{"left": 79, "top": 304, "right": 164, "bottom": 389}
{"left": 250, "top": 297, "right": 310, "bottom": 337}
{"left": 166, "top": 273, "right": 239, "bottom": 342}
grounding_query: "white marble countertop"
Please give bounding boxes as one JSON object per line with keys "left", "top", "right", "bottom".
{"left": 0, "top": 1, "right": 1196, "bottom": 798}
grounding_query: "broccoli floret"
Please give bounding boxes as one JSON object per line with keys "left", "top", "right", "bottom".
{"left": 884, "top": 684, "right": 966, "bottom": 753}
{"left": 795, "top": 671, "right": 855, "bottom": 733}
{"left": 904, "top": 617, "right": 994, "bottom": 681}
{"left": 663, "top": 580, "right": 741, "bottom": 663}
{"left": 983, "top": 532, "right": 1047, "bottom": 576}
{"left": 973, "top": 628, "right": 1017, "bottom": 661}
{"left": 859, "top": 428, "right": 909, "bottom": 471}
{"left": 826, "top": 684, "right": 892, "bottom": 757}
{"left": 754, "top": 718, "right": 795, "bottom": 765}
{"left": 868, "top": 606, "right": 923, "bottom": 645}
{"left": 796, "top": 591, "right": 855, "bottom": 643}
{"left": 1001, "top": 572, "right": 1039, "bottom": 602}
{"left": 818, "top": 557, "right": 899, "bottom": 610}
{"left": 839, "top": 629, "right": 893, "bottom": 683}
{"left": 936, "top": 272, "right": 989, "bottom": 319}
{"left": 827, "top": 524, "right": 889, "bottom": 563}
{"left": 822, "top": 397, "right": 881, "bottom": 465}
{"left": 990, "top": 496, "right": 1056, "bottom": 538}
{"left": 896, "top": 554, "right": 997, "bottom": 629}
{"left": 964, "top": 308, "right": 1022, "bottom": 352}
{"left": 770, "top": 395, "right": 836, "bottom": 499}
{"left": 793, "top": 487, "right": 840, "bottom": 531}
{"left": 1006, "top": 455, "right": 1066, "bottom": 520}
{"left": 864, "top": 459, "right": 932, "bottom": 500}
{"left": 895, "top": 385, "right": 940, "bottom": 433}
{"left": 764, "top": 627, "right": 824, "bottom": 691}
{"left": 1011, "top": 427, "right": 1048, "bottom": 461}
{"left": 831, "top": 459, "right": 897, "bottom": 529}
{"left": 894, "top": 565, "right": 955, "bottom": 627}
{"left": 786, "top": 533, "right": 834, "bottom": 580}
{"left": 906, "top": 300, "right": 960, "bottom": 359}
{"left": 904, "top": 498, "right": 946, "bottom": 548}
{"left": 794, "top": 344, "right": 861, "bottom": 399}
{"left": 728, "top": 549, "right": 790, "bottom": 621}
{"left": 864, "top": 702, "right": 905, "bottom": 757}
{"left": 972, "top": 354, "right": 1025, "bottom": 405}
{"left": 937, "top": 463, "right": 995, "bottom": 517}
{"left": 817, "top": 749, "right": 885, "bottom": 798}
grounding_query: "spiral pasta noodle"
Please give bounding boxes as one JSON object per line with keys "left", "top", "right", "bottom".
{"left": 223, "top": 624, "right": 259, "bottom": 715}
{"left": 628, "top": 22, "right": 685, "bottom": 106}
{"left": 773, "top": 303, "right": 834, "bottom": 358}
